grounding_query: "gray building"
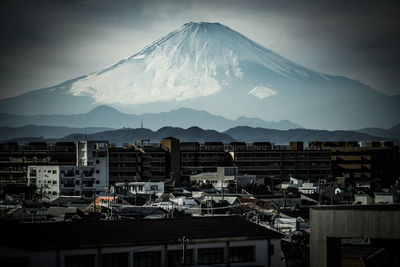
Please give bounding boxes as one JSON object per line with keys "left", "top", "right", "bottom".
{"left": 0, "top": 216, "right": 284, "bottom": 267}
{"left": 310, "top": 204, "right": 400, "bottom": 267}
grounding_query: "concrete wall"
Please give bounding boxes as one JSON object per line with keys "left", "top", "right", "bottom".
{"left": 0, "top": 238, "right": 283, "bottom": 267}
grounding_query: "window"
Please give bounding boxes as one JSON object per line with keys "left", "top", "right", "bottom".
{"left": 198, "top": 248, "right": 224, "bottom": 265}
{"left": 52, "top": 191, "right": 57, "bottom": 196}
{"left": 75, "top": 170, "right": 80, "bottom": 175}
{"left": 133, "top": 251, "right": 161, "bottom": 267}
{"left": 65, "top": 254, "right": 95, "bottom": 267}
{"left": 96, "top": 170, "right": 100, "bottom": 174}
{"left": 229, "top": 246, "right": 254, "bottom": 263}
{"left": 96, "top": 160, "right": 100, "bottom": 164}
{"left": 53, "top": 181, "right": 57, "bottom": 184}
{"left": 0, "top": 257, "right": 29, "bottom": 267}
{"left": 167, "top": 249, "right": 193, "bottom": 266}
{"left": 96, "top": 180, "right": 100, "bottom": 184}
{"left": 101, "top": 253, "right": 128, "bottom": 267}
{"left": 150, "top": 185, "right": 158, "bottom": 191}
{"left": 53, "top": 170, "right": 57, "bottom": 174}
{"left": 48, "top": 180, "right": 51, "bottom": 184}
{"left": 48, "top": 170, "right": 51, "bottom": 173}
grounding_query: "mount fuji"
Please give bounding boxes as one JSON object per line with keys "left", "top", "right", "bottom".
{"left": 1, "top": 22, "right": 399, "bottom": 130}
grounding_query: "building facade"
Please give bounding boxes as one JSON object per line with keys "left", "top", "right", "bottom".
{"left": 310, "top": 204, "right": 400, "bottom": 267}
{"left": 0, "top": 216, "right": 284, "bottom": 267}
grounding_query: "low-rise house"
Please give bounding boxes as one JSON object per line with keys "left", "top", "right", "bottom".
{"left": 273, "top": 217, "right": 308, "bottom": 233}
{"left": 238, "top": 197, "right": 280, "bottom": 215}
{"left": 278, "top": 177, "right": 319, "bottom": 194}
{"left": 0, "top": 216, "right": 285, "bottom": 267}
{"left": 374, "top": 192, "right": 397, "bottom": 204}
{"left": 353, "top": 191, "right": 373, "bottom": 205}
{"left": 190, "top": 167, "right": 262, "bottom": 190}
{"left": 113, "top": 181, "right": 165, "bottom": 195}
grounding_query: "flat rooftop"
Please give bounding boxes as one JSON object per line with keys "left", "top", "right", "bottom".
{"left": 0, "top": 216, "right": 283, "bottom": 250}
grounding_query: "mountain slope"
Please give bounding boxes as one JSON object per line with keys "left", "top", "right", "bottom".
{"left": 355, "top": 123, "right": 400, "bottom": 139}
{"left": 0, "top": 125, "right": 113, "bottom": 141}
{"left": 0, "top": 22, "right": 398, "bottom": 130}
{"left": 0, "top": 105, "right": 301, "bottom": 131}
{"left": 57, "top": 126, "right": 236, "bottom": 143}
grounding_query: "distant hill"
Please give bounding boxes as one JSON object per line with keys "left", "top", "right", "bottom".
{"left": 0, "top": 105, "right": 301, "bottom": 131}
{"left": 224, "top": 126, "right": 400, "bottom": 144}
{"left": 355, "top": 123, "right": 400, "bottom": 139}
{"left": 2, "top": 125, "right": 399, "bottom": 145}
{"left": 0, "top": 125, "right": 113, "bottom": 141}
{"left": 56, "top": 126, "right": 236, "bottom": 144}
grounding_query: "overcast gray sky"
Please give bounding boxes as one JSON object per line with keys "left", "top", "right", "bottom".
{"left": 0, "top": 0, "right": 399, "bottom": 98}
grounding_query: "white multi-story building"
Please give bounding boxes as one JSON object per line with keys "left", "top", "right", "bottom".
{"left": 113, "top": 181, "right": 165, "bottom": 195}
{"left": 27, "top": 141, "right": 109, "bottom": 201}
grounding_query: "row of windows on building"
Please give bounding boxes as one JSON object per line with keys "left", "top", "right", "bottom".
{"left": 63, "top": 246, "right": 256, "bottom": 267}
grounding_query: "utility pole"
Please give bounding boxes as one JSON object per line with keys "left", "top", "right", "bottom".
{"left": 211, "top": 195, "right": 214, "bottom": 216}
{"left": 93, "top": 189, "right": 96, "bottom": 212}
{"left": 180, "top": 236, "right": 189, "bottom": 267}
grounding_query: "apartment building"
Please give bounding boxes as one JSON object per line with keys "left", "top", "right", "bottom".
{"left": 230, "top": 142, "right": 332, "bottom": 185}
{"left": 0, "top": 142, "right": 76, "bottom": 185}
{"left": 27, "top": 164, "right": 108, "bottom": 201}
{"left": 308, "top": 141, "right": 400, "bottom": 185}
{"left": 180, "top": 142, "right": 232, "bottom": 179}
{"left": 108, "top": 143, "right": 166, "bottom": 185}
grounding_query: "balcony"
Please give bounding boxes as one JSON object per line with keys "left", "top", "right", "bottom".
{"left": 83, "top": 171, "right": 94, "bottom": 177}
{"left": 62, "top": 171, "right": 75, "bottom": 177}
{"left": 62, "top": 182, "right": 75, "bottom": 188}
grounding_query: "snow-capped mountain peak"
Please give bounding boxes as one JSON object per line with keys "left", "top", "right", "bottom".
{"left": 70, "top": 22, "right": 325, "bottom": 106}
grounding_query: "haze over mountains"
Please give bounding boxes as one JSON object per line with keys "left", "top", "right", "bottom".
{"left": 2, "top": 125, "right": 399, "bottom": 145}
{"left": 0, "top": 105, "right": 301, "bottom": 131}
{"left": 0, "top": 22, "right": 398, "bottom": 130}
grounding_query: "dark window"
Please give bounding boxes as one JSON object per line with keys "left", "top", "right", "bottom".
{"left": 96, "top": 160, "right": 100, "bottom": 164}
{"left": 96, "top": 170, "right": 100, "bottom": 174}
{"left": 101, "top": 253, "right": 128, "bottom": 267}
{"left": 65, "top": 254, "right": 95, "bottom": 267}
{"left": 167, "top": 249, "right": 193, "bottom": 266}
{"left": 0, "top": 257, "right": 29, "bottom": 267}
{"left": 229, "top": 246, "right": 255, "bottom": 263}
{"left": 198, "top": 248, "right": 224, "bottom": 265}
{"left": 133, "top": 251, "right": 161, "bottom": 267}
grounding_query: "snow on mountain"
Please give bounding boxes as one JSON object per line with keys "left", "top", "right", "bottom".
{"left": 0, "top": 22, "right": 399, "bottom": 130}
{"left": 248, "top": 86, "right": 278, "bottom": 99}
{"left": 70, "top": 22, "right": 327, "bottom": 106}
